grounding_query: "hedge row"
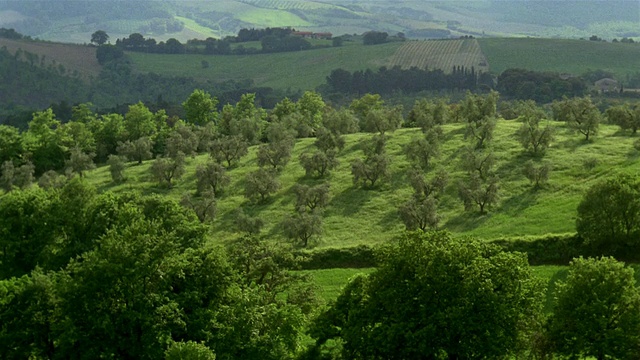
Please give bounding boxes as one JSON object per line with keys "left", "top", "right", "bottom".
{"left": 296, "top": 233, "right": 640, "bottom": 270}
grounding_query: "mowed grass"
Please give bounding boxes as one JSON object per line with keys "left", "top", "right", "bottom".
{"left": 127, "top": 42, "right": 403, "bottom": 90}
{"left": 85, "top": 119, "right": 640, "bottom": 249}
{"left": 478, "top": 38, "right": 640, "bottom": 78}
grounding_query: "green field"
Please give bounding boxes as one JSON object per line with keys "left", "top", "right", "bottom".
{"left": 85, "top": 118, "right": 640, "bottom": 250}
{"left": 127, "top": 42, "right": 402, "bottom": 90}
{"left": 478, "top": 38, "right": 640, "bottom": 78}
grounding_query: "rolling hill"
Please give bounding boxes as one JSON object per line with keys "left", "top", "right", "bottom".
{"left": 0, "top": 1, "right": 638, "bottom": 44}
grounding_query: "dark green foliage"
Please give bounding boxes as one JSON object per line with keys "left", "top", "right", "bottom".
{"left": 408, "top": 168, "right": 448, "bottom": 199}
{"left": 295, "top": 245, "right": 377, "bottom": 270}
{"left": 362, "top": 31, "right": 388, "bottom": 45}
{"left": 196, "top": 160, "right": 230, "bottom": 196}
{"left": 547, "top": 257, "right": 640, "bottom": 360}
{"left": 361, "top": 106, "right": 403, "bottom": 135}
{"left": 351, "top": 135, "right": 390, "bottom": 188}
{"left": 65, "top": 147, "right": 95, "bottom": 178}
{"left": 458, "top": 172, "right": 500, "bottom": 213}
{"left": 37, "top": 170, "right": 66, "bottom": 189}
{"left": 491, "top": 234, "right": 584, "bottom": 265}
{"left": 0, "top": 125, "right": 23, "bottom": 165}
{"left": 257, "top": 139, "right": 295, "bottom": 171}
{"left": 497, "top": 68, "right": 587, "bottom": 103}
{"left": 107, "top": 154, "right": 126, "bottom": 183}
{"left": 403, "top": 129, "right": 440, "bottom": 170}
{"left": 234, "top": 209, "right": 264, "bottom": 235}
{"left": 552, "top": 96, "right": 601, "bottom": 141}
{"left": 460, "top": 146, "right": 495, "bottom": 180}
{"left": 182, "top": 89, "right": 219, "bottom": 126}
{"left": 244, "top": 168, "right": 280, "bottom": 203}
{"left": 12, "top": 161, "right": 35, "bottom": 190}
{"left": 398, "top": 196, "right": 439, "bottom": 231}
{"left": 95, "top": 44, "right": 123, "bottom": 64}
{"left": 282, "top": 212, "right": 323, "bottom": 247}
{"left": 0, "top": 161, "right": 14, "bottom": 192}
{"left": 516, "top": 101, "right": 554, "bottom": 155}
{"left": 293, "top": 183, "right": 330, "bottom": 213}
{"left": 407, "top": 98, "right": 449, "bottom": 130}
{"left": 180, "top": 191, "right": 217, "bottom": 223}
{"left": 461, "top": 91, "right": 498, "bottom": 148}
{"left": 299, "top": 150, "right": 339, "bottom": 178}
{"left": 321, "top": 108, "right": 359, "bottom": 135}
{"left": 150, "top": 152, "right": 186, "bottom": 188}
{"left": 210, "top": 135, "right": 249, "bottom": 168}
{"left": 523, "top": 160, "right": 551, "bottom": 189}
{"left": 117, "top": 136, "right": 153, "bottom": 164}
{"left": 91, "top": 30, "right": 109, "bottom": 45}
{"left": 576, "top": 175, "right": 640, "bottom": 255}
{"left": 308, "top": 231, "right": 544, "bottom": 359}
{"left": 606, "top": 103, "right": 640, "bottom": 134}
{"left": 165, "top": 341, "right": 216, "bottom": 360}
{"left": 165, "top": 123, "right": 199, "bottom": 158}
{"left": 314, "top": 127, "right": 345, "bottom": 153}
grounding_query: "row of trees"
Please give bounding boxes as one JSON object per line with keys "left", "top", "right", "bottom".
{"left": 324, "top": 65, "right": 489, "bottom": 96}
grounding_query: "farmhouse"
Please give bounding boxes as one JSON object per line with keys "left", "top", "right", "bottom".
{"left": 291, "top": 31, "right": 332, "bottom": 40}
{"left": 594, "top": 77, "right": 619, "bottom": 92}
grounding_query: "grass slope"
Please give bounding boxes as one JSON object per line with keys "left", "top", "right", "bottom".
{"left": 127, "top": 41, "right": 402, "bottom": 90}
{"left": 479, "top": 38, "right": 640, "bottom": 78}
{"left": 86, "top": 120, "right": 640, "bottom": 249}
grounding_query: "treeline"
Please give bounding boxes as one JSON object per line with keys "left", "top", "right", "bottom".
{"left": 497, "top": 68, "right": 588, "bottom": 103}
{"left": 0, "top": 48, "right": 293, "bottom": 128}
{"left": 113, "top": 26, "right": 321, "bottom": 55}
{"left": 324, "top": 65, "right": 490, "bottom": 95}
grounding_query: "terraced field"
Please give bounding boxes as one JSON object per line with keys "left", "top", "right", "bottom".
{"left": 387, "top": 39, "right": 489, "bottom": 73}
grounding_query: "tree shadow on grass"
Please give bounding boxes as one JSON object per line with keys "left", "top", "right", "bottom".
{"left": 498, "top": 188, "right": 539, "bottom": 216}
{"left": 327, "top": 185, "right": 377, "bottom": 217}
{"left": 442, "top": 210, "right": 491, "bottom": 233}
{"left": 543, "top": 269, "right": 569, "bottom": 314}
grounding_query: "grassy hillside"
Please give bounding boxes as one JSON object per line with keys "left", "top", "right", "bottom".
{"left": 85, "top": 119, "right": 640, "bottom": 249}
{"left": 479, "top": 38, "right": 640, "bottom": 79}
{"left": 127, "top": 41, "right": 403, "bottom": 90}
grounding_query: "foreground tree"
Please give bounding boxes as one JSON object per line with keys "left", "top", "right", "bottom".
{"left": 308, "top": 231, "right": 544, "bottom": 359}
{"left": 576, "top": 174, "right": 640, "bottom": 254}
{"left": 547, "top": 257, "right": 640, "bottom": 360}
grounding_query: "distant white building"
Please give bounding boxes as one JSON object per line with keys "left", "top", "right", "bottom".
{"left": 594, "top": 78, "right": 619, "bottom": 92}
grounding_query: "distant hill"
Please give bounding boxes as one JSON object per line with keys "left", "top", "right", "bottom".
{"left": 0, "top": 1, "right": 637, "bottom": 43}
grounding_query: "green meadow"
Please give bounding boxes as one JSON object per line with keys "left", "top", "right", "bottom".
{"left": 478, "top": 37, "right": 640, "bottom": 78}
{"left": 86, "top": 119, "right": 640, "bottom": 249}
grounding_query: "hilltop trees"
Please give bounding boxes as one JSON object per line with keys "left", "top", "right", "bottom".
{"left": 91, "top": 30, "right": 109, "bottom": 45}
{"left": 308, "top": 231, "right": 544, "bottom": 359}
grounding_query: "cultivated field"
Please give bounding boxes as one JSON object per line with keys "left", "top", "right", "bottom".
{"left": 127, "top": 41, "right": 403, "bottom": 90}
{"left": 387, "top": 39, "right": 490, "bottom": 73}
{"left": 478, "top": 37, "right": 640, "bottom": 78}
{"left": 0, "top": 38, "right": 100, "bottom": 79}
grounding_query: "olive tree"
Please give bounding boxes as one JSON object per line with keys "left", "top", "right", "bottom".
{"left": 516, "top": 101, "right": 554, "bottom": 156}
{"left": 552, "top": 96, "right": 601, "bottom": 141}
